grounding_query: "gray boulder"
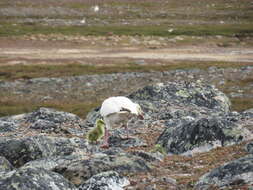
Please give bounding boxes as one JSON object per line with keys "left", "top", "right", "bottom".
{"left": 0, "top": 156, "right": 14, "bottom": 173}
{"left": 0, "top": 135, "right": 88, "bottom": 167}
{"left": 79, "top": 171, "right": 130, "bottom": 190}
{"left": 0, "top": 107, "right": 85, "bottom": 136}
{"left": 26, "top": 107, "right": 85, "bottom": 135}
{"left": 157, "top": 116, "right": 252, "bottom": 155}
{"left": 26, "top": 107, "right": 80, "bottom": 122}
{"left": 195, "top": 155, "right": 253, "bottom": 189}
{"left": 0, "top": 167, "right": 77, "bottom": 190}
{"left": 128, "top": 82, "right": 231, "bottom": 117}
{"left": 55, "top": 152, "right": 151, "bottom": 185}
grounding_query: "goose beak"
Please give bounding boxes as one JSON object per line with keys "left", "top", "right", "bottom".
{"left": 138, "top": 113, "right": 144, "bottom": 120}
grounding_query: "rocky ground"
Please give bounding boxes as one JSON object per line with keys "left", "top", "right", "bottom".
{"left": 0, "top": 82, "right": 253, "bottom": 190}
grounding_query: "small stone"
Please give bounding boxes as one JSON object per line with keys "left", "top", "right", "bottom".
{"left": 161, "top": 177, "right": 177, "bottom": 185}
{"left": 246, "top": 141, "right": 253, "bottom": 154}
{"left": 145, "top": 184, "right": 157, "bottom": 190}
{"left": 0, "top": 156, "right": 14, "bottom": 173}
{"left": 79, "top": 171, "right": 129, "bottom": 190}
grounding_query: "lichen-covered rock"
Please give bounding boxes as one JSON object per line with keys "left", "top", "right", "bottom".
{"left": 79, "top": 171, "right": 130, "bottom": 190}
{"left": 0, "top": 120, "right": 18, "bottom": 133}
{"left": 85, "top": 107, "right": 102, "bottom": 127}
{"left": 195, "top": 155, "right": 253, "bottom": 189}
{"left": 128, "top": 82, "right": 231, "bottom": 116}
{"left": 26, "top": 107, "right": 85, "bottom": 135}
{"left": 0, "top": 107, "right": 85, "bottom": 136}
{"left": 23, "top": 154, "right": 87, "bottom": 171}
{"left": 108, "top": 133, "right": 147, "bottom": 148}
{"left": 0, "top": 135, "right": 88, "bottom": 167}
{"left": 157, "top": 116, "right": 252, "bottom": 155}
{"left": 0, "top": 167, "right": 77, "bottom": 190}
{"left": 130, "top": 150, "right": 164, "bottom": 162}
{"left": 55, "top": 152, "right": 151, "bottom": 185}
{"left": 0, "top": 156, "right": 14, "bottom": 173}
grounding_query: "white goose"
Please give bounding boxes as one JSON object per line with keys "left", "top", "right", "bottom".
{"left": 100, "top": 96, "right": 144, "bottom": 148}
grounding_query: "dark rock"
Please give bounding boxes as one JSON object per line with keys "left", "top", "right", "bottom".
{"left": 0, "top": 120, "right": 18, "bottom": 133}
{"left": 26, "top": 107, "right": 84, "bottom": 135}
{"left": 157, "top": 116, "right": 252, "bottom": 155}
{"left": 0, "top": 136, "right": 88, "bottom": 167}
{"left": 26, "top": 107, "right": 80, "bottom": 124}
{"left": 23, "top": 154, "right": 87, "bottom": 171}
{"left": 78, "top": 171, "right": 130, "bottom": 190}
{"left": 54, "top": 152, "right": 151, "bottom": 185}
{"left": 130, "top": 150, "right": 164, "bottom": 162}
{"left": 242, "top": 108, "right": 253, "bottom": 119}
{"left": 246, "top": 141, "right": 253, "bottom": 154}
{"left": 85, "top": 107, "right": 102, "bottom": 127}
{"left": 0, "top": 108, "right": 85, "bottom": 136}
{"left": 108, "top": 133, "right": 147, "bottom": 148}
{"left": 0, "top": 113, "right": 27, "bottom": 135}
{"left": 195, "top": 155, "right": 253, "bottom": 189}
{"left": 0, "top": 156, "right": 14, "bottom": 173}
{"left": 0, "top": 167, "right": 77, "bottom": 190}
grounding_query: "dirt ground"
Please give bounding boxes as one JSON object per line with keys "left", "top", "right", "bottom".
{"left": 0, "top": 37, "right": 253, "bottom": 66}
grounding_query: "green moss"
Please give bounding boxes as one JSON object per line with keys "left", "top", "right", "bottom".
{"left": 176, "top": 90, "right": 191, "bottom": 98}
{"left": 150, "top": 144, "right": 167, "bottom": 155}
{"left": 222, "top": 128, "right": 243, "bottom": 145}
{"left": 230, "top": 98, "right": 253, "bottom": 112}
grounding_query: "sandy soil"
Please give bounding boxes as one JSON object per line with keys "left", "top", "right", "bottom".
{"left": 0, "top": 39, "right": 253, "bottom": 66}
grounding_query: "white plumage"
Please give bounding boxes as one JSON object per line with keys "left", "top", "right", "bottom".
{"left": 93, "top": 5, "right": 99, "bottom": 12}
{"left": 100, "top": 96, "right": 144, "bottom": 148}
{"left": 100, "top": 96, "right": 139, "bottom": 118}
{"left": 80, "top": 18, "right": 86, "bottom": 24}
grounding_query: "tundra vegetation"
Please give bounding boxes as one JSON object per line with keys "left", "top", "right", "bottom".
{"left": 0, "top": 0, "right": 253, "bottom": 189}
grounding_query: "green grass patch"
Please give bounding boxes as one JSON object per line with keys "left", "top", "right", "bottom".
{"left": 0, "top": 99, "right": 36, "bottom": 117}
{"left": 64, "top": 2, "right": 90, "bottom": 9}
{"left": 0, "top": 23, "right": 252, "bottom": 37}
{"left": 231, "top": 97, "right": 253, "bottom": 112}
{"left": 219, "top": 76, "right": 253, "bottom": 112}
{"left": 1, "top": 62, "right": 253, "bottom": 81}
{"left": 0, "top": 98, "right": 100, "bottom": 118}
